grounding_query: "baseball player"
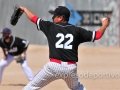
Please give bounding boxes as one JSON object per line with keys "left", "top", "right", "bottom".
{"left": 20, "top": 6, "right": 109, "bottom": 90}
{"left": 0, "top": 28, "right": 34, "bottom": 84}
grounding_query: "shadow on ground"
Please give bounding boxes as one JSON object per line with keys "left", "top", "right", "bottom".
{"left": 1, "top": 84, "right": 26, "bottom": 86}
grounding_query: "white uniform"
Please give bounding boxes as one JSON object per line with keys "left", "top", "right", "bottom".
{"left": 0, "top": 36, "right": 34, "bottom": 83}
{"left": 23, "top": 60, "right": 86, "bottom": 90}
{"left": 0, "top": 53, "right": 34, "bottom": 82}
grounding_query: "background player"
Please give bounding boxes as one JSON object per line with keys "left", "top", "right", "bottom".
{"left": 20, "top": 6, "right": 109, "bottom": 90}
{"left": 0, "top": 28, "right": 34, "bottom": 84}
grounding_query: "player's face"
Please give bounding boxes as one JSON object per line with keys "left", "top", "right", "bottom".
{"left": 52, "top": 14, "right": 63, "bottom": 23}
{"left": 2, "top": 33, "right": 10, "bottom": 40}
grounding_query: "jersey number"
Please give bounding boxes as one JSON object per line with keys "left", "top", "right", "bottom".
{"left": 55, "top": 33, "right": 73, "bottom": 49}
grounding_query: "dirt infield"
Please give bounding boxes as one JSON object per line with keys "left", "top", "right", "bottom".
{"left": 0, "top": 45, "right": 120, "bottom": 90}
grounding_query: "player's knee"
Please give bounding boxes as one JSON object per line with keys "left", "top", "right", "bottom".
{"left": 0, "top": 64, "right": 6, "bottom": 68}
{"left": 21, "top": 63, "right": 28, "bottom": 68}
{"left": 0, "top": 60, "right": 8, "bottom": 68}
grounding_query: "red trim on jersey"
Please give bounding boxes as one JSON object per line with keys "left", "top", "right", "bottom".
{"left": 50, "top": 58, "right": 76, "bottom": 65}
{"left": 30, "top": 16, "right": 38, "bottom": 24}
{"left": 95, "top": 30, "right": 102, "bottom": 40}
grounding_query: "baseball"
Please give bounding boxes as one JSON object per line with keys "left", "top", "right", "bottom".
{"left": 102, "top": 18, "right": 107, "bottom": 21}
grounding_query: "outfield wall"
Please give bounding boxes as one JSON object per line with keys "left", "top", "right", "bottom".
{"left": 0, "top": 0, "right": 119, "bottom": 46}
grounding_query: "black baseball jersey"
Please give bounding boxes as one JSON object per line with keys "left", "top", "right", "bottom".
{"left": 36, "top": 18, "right": 96, "bottom": 62}
{"left": 0, "top": 36, "right": 29, "bottom": 56}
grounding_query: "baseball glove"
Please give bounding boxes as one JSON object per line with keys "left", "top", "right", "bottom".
{"left": 10, "top": 5, "right": 23, "bottom": 26}
{"left": 14, "top": 54, "right": 24, "bottom": 63}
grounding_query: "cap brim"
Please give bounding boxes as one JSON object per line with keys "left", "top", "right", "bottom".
{"left": 49, "top": 10, "right": 56, "bottom": 14}
{"left": 0, "top": 32, "right": 10, "bottom": 34}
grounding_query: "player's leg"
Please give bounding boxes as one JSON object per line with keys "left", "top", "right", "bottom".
{"left": 20, "top": 54, "right": 34, "bottom": 81}
{"left": 22, "top": 62, "right": 57, "bottom": 90}
{"left": 63, "top": 65, "right": 86, "bottom": 90}
{"left": 64, "top": 77, "right": 86, "bottom": 90}
{"left": 0, "top": 54, "right": 14, "bottom": 82}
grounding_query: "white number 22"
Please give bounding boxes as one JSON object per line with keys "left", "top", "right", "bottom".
{"left": 55, "top": 33, "right": 73, "bottom": 49}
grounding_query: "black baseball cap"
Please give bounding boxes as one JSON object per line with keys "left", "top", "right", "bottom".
{"left": 49, "top": 6, "right": 70, "bottom": 19}
{"left": 1, "top": 28, "right": 11, "bottom": 34}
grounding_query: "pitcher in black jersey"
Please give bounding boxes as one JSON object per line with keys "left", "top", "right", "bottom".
{"left": 20, "top": 6, "right": 109, "bottom": 90}
{"left": 0, "top": 28, "right": 34, "bottom": 84}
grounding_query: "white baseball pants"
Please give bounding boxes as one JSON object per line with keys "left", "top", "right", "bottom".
{"left": 23, "top": 61, "right": 86, "bottom": 90}
{"left": 0, "top": 54, "right": 34, "bottom": 82}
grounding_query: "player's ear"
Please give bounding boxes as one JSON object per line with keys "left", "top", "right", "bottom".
{"left": 59, "top": 16, "right": 64, "bottom": 21}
